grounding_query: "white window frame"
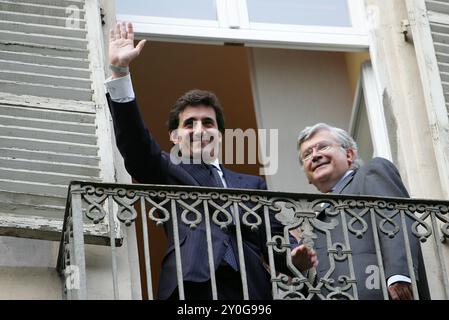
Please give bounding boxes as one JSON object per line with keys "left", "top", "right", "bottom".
{"left": 116, "top": 0, "right": 369, "bottom": 51}
{"left": 245, "top": 0, "right": 365, "bottom": 33}
{"left": 116, "top": 15, "right": 219, "bottom": 28}
{"left": 349, "top": 61, "right": 392, "bottom": 160}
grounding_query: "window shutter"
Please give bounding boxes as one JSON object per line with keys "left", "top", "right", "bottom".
{"left": 0, "top": 0, "right": 116, "bottom": 244}
{"left": 406, "top": 0, "right": 449, "bottom": 196}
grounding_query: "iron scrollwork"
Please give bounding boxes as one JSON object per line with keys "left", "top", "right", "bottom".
{"left": 60, "top": 182, "right": 449, "bottom": 300}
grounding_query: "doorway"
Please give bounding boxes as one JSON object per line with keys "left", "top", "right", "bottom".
{"left": 127, "top": 40, "right": 368, "bottom": 297}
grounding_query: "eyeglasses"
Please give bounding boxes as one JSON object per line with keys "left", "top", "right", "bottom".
{"left": 301, "top": 141, "right": 339, "bottom": 162}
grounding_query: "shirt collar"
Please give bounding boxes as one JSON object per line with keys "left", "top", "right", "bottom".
{"left": 209, "top": 158, "right": 222, "bottom": 172}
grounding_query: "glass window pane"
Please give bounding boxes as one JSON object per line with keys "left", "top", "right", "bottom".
{"left": 247, "top": 0, "right": 351, "bottom": 27}
{"left": 353, "top": 94, "right": 374, "bottom": 162}
{"left": 115, "top": 0, "right": 217, "bottom": 20}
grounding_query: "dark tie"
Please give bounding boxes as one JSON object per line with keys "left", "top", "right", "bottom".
{"left": 206, "top": 164, "right": 239, "bottom": 271}
{"left": 208, "top": 164, "right": 224, "bottom": 188}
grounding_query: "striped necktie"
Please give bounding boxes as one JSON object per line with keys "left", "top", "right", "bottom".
{"left": 207, "top": 164, "right": 225, "bottom": 188}
{"left": 206, "top": 164, "right": 239, "bottom": 271}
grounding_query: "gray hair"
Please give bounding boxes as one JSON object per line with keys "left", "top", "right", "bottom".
{"left": 297, "top": 122, "right": 363, "bottom": 169}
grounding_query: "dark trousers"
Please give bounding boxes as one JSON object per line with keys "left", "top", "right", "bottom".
{"left": 168, "top": 264, "right": 243, "bottom": 300}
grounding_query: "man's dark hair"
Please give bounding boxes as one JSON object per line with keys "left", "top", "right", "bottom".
{"left": 168, "top": 89, "right": 225, "bottom": 134}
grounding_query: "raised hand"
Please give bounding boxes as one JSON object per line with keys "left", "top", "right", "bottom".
{"left": 109, "top": 21, "right": 146, "bottom": 77}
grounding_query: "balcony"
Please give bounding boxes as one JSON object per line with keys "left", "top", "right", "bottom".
{"left": 57, "top": 181, "right": 449, "bottom": 300}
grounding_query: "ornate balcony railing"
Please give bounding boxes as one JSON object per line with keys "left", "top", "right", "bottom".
{"left": 57, "top": 181, "right": 449, "bottom": 300}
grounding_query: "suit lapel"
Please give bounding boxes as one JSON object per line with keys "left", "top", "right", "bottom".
{"left": 317, "top": 170, "right": 357, "bottom": 219}
{"left": 220, "top": 167, "right": 244, "bottom": 227}
{"left": 161, "top": 151, "right": 200, "bottom": 186}
{"left": 331, "top": 170, "right": 356, "bottom": 195}
{"left": 166, "top": 150, "right": 243, "bottom": 190}
{"left": 178, "top": 162, "right": 217, "bottom": 187}
{"left": 221, "top": 167, "right": 243, "bottom": 189}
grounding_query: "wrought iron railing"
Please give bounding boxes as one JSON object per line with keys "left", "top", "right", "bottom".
{"left": 57, "top": 181, "right": 449, "bottom": 300}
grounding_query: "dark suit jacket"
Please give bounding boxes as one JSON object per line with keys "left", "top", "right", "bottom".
{"left": 107, "top": 96, "right": 282, "bottom": 299}
{"left": 314, "top": 157, "right": 429, "bottom": 299}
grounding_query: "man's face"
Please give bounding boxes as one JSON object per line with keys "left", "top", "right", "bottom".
{"left": 170, "top": 105, "right": 221, "bottom": 162}
{"left": 299, "top": 130, "right": 354, "bottom": 193}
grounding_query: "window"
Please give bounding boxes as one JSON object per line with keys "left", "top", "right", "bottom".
{"left": 351, "top": 87, "right": 374, "bottom": 162}
{"left": 115, "top": 0, "right": 368, "bottom": 50}
{"left": 349, "top": 61, "right": 392, "bottom": 161}
{"left": 247, "top": 0, "right": 351, "bottom": 27}
{"left": 116, "top": 0, "right": 218, "bottom": 27}
{"left": 116, "top": 0, "right": 217, "bottom": 20}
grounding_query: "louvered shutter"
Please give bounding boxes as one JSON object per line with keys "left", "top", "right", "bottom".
{"left": 0, "top": 0, "right": 116, "bottom": 243}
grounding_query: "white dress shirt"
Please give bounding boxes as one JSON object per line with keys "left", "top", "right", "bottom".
{"left": 105, "top": 73, "right": 135, "bottom": 103}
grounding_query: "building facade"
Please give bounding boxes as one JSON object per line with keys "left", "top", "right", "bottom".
{"left": 0, "top": 0, "right": 448, "bottom": 299}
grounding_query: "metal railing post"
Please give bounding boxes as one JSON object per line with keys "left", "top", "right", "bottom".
{"left": 69, "top": 184, "right": 87, "bottom": 299}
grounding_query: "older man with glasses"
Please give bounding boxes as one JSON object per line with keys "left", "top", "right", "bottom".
{"left": 296, "top": 122, "right": 429, "bottom": 300}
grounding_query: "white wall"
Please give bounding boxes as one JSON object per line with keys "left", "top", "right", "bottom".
{"left": 0, "top": 237, "right": 61, "bottom": 299}
{"left": 0, "top": 234, "right": 136, "bottom": 299}
{"left": 250, "top": 48, "right": 353, "bottom": 193}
